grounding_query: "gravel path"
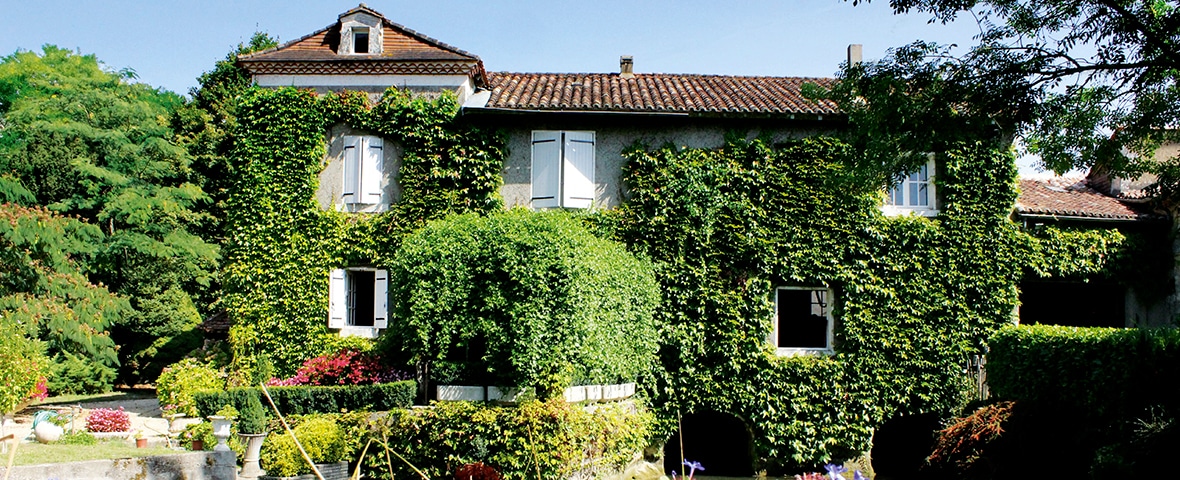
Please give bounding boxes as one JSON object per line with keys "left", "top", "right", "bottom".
{"left": 5, "top": 395, "right": 201, "bottom": 448}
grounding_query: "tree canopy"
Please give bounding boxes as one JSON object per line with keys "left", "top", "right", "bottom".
{"left": 839, "top": 0, "right": 1180, "bottom": 196}
{"left": 0, "top": 45, "right": 218, "bottom": 388}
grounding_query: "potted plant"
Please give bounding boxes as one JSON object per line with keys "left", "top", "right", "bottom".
{"left": 208, "top": 404, "right": 238, "bottom": 452}
{"left": 237, "top": 395, "right": 269, "bottom": 479}
{"left": 134, "top": 431, "right": 147, "bottom": 448}
{"left": 32, "top": 410, "right": 65, "bottom": 443}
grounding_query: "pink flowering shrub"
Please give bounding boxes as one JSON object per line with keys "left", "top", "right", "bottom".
{"left": 27, "top": 378, "right": 48, "bottom": 402}
{"left": 86, "top": 407, "right": 131, "bottom": 432}
{"left": 268, "top": 349, "right": 408, "bottom": 386}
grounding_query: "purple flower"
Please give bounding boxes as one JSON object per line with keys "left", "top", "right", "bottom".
{"left": 682, "top": 460, "right": 704, "bottom": 479}
{"left": 824, "top": 464, "right": 847, "bottom": 480}
{"left": 853, "top": 471, "right": 869, "bottom": 480}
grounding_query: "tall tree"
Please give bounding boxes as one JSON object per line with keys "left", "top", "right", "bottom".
{"left": 841, "top": 0, "right": 1180, "bottom": 195}
{"left": 0, "top": 46, "right": 217, "bottom": 387}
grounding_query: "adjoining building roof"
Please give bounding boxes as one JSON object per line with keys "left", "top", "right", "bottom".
{"left": 1015, "top": 177, "right": 1161, "bottom": 221}
{"left": 481, "top": 72, "right": 840, "bottom": 116}
{"left": 238, "top": 4, "right": 485, "bottom": 83}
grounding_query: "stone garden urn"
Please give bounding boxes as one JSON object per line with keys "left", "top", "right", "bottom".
{"left": 238, "top": 433, "right": 267, "bottom": 479}
{"left": 208, "top": 415, "right": 234, "bottom": 452}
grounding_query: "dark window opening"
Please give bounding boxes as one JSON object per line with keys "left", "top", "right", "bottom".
{"left": 353, "top": 29, "right": 370, "bottom": 54}
{"left": 348, "top": 270, "right": 375, "bottom": 326}
{"left": 777, "top": 288, "right": 829, "bottom": 349}
{"left": 1019, "top": 280, "right": 1125, "bottom": 328}
{"left": 664, "top": 411, "right": 755, "bottom": 477}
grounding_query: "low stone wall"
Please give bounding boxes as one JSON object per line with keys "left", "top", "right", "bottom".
{"left": 0, "top": 450, "right": 236, "bottom": 480}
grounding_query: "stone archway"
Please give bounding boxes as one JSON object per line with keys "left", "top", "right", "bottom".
{"left": 664, "top": 410, "right": 755, "bottom": 477}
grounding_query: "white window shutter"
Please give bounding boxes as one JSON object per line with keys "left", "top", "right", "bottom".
{"left": 562, "top": 131, "right": 595, "bottom": 209}
{"left": 342, "top": 136, "right": 361, "bottom": 204}
{"left": 373, "top": 269, "right": 388, "bottom": 329}
{"left": 328, "top": 269, "right": 347, "bottom": 329}
{"left": 361, "top": 136, "right": 384, "bottom": 203}
{"left": 531, "top": 131, "right": 561, "bottom": 208}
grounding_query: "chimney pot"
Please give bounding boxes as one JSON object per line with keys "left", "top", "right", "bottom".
{"left": 847, "top": 44, "right": 863, "bottom": 67}
{"left": 620, "top": 55, "right": 635, "bottom": 78}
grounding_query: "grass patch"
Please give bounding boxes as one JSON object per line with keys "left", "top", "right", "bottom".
{"left": 30, "top": 388, "right": 156, "bottom": 408}
{"left": 10, "top": 440, "right": 179, "bottom": 466}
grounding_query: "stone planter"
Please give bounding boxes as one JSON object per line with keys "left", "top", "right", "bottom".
{"left": 239, "top": 433, "right": 267, "bottom": 479}
{"left": 33, "top": 422, "right": 63, "bottom": 443}
{"left": 208, "top": 415, "right": 234, "bottom": 452}
{"left": 260, "top": 461, "right": 350, "bottom": 480}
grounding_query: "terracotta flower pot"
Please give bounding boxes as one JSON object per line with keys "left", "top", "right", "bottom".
{"left": 136, "top": 437, "right": 148, "bottom": 448}
{"left": 191, "top": 438, "right": 204, "bottom": 451}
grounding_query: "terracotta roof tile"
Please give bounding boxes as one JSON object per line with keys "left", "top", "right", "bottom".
{"left": 1015, "top": 178, "right": 1160, "bottom": 221}
{"left": 482, "top": 72, "right": 839, "bottom": 116}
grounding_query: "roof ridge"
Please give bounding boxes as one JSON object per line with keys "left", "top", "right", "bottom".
{"left": 490, "top": 71, "right": 835, "bottom": 81}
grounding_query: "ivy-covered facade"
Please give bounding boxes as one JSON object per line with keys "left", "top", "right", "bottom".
{"left": 225, "top": 5, "right": 1174, "bottom": 475}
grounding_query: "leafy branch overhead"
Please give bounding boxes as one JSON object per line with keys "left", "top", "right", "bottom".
{"left": 842, "top": 0, "right": 1180, "bottom": 193}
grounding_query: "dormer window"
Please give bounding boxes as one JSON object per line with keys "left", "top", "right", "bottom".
{"left": 353, "top": 27, "right": 370, "bottom": 54}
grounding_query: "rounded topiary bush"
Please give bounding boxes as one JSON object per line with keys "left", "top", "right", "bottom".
{"left": 383, "top": 209, "right": 660, "bottom": 398}
{"left": 260, "top": 417, "right": 345, "bottom": 476}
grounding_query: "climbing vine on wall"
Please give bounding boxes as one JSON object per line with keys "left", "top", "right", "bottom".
{"left": 223, "top": 87, "right": 504, "bottom": 375}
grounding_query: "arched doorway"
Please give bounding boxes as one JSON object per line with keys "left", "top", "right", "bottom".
{"left": 664, "top": 410, "right": 755, "bottom": 477}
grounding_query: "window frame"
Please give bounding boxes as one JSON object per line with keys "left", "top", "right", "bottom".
{"left": 340, "top": 134, "right": 385, "bottom": 211}
{"left": 882, "top": 155, "right": 938, "bottom": 217}
{"left": 328, "top": 267, "right": 388, "bottom": 338}
{"left": 770, "top": 286, "right": 835, "bottom": 357}
{"left": 530, "top": 130, "right": 596, "bottom": 209}
{"left": 352, "top": 27, "right": 370, "bottom": 54}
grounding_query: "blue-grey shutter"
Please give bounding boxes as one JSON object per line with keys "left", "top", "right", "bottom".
{"left": 531, "top": 131, "right": 561, "bottom": 208}
{"left": 342, "top": 136, "right": 361, "bottom": 204}
{"left": 373, "top": 269, "right": 388, "bottom": 329}
{"left": 562, "top": 131, "right": 595, "bottom": 209}
{"left": 361, "top": 136, "right": 384, "bottom": 204}
{"left": 328, "top": 269, "right": 346, "bottom": 328}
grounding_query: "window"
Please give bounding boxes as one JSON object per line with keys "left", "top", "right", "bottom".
{"left": 531, "top": 131, "right": 595, "bottom": 209}
{"left": 352, "top": 27, "right": 370, "bottom": 54}
{"left": 883, "top": 156, "right": 937, "bottom": 216}
{"left": 771, "top": 287, "right": 834, "bottom": 355}
{"left": 342, "top": 135, "right": 384, "bottom": 207}
{"left": 329, "top": 268, "right": 388, "bottom": 335}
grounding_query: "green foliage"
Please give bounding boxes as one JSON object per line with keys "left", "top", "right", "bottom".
{"left": 845, "top": 1, "right": 1180, "bottom": 197}
{"left": 156, "top": 359, "right": 226, "bottom": 416}
{"left": 384, "top": 209, "right": 660, "bottom": 397}
{"left": 0, "top": 321, "right": 49, "bottom": 414}
{"left": 260, "top": 417, "right": 345, "bottom": 477}
{"left": 987, "top": 325, "right": 1180, "bottom": 422}
{"left": 192, "top": 380, "right": 416, "bottom": 417}
{"left": 605, "top": 137, "right": 1025, "bottom": 471}
{"left": 224, "top": 87, "right": 505, "bottom": 375}
{"left": 0, "top": 203, "right": 125, "bottom": 394}
{"left": 372, "top": 399, "right": 653, "bottom": 480}
{"left": 0, "top": 45, "right": 220, "bottom": 389}
{"left": 237, "top": 392, "right": 268, "bottom": 434}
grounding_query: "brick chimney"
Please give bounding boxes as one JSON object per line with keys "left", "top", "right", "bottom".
{"left": 620, "top": 56, "right": 635, "bottom": 78}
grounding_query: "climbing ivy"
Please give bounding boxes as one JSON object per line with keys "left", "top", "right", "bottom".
{"left": 224, "top": 85, "right": 1160, "bottom": 473}
{"left": 223, "top": 87, "right": 504, "bottom": 375}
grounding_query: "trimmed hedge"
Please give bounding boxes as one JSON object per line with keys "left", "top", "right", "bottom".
{"left": 988, "top": 325, "right": 1180, "bottom": 420}
{"left": 193, "top": 380, "right": 415, "bottom": 417}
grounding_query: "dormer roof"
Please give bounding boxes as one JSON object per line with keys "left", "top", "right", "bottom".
{"left": 238, "top": 4, "right": 486, "bottom": 85}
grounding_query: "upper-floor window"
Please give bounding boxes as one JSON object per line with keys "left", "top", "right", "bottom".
{"left": 531, "top": 131, "right": 595, "bottom": 209}
{"left": 883, "top": 156, "right": 938, "bottom": 216}
{"left": 342, "top": 135, "right": 384, "bottom": 207}
{"left": 353, "top": 27, "right": 370, "bottom": 54}
{"left": 771, "top": 287, "right": 834, "bottom": 356}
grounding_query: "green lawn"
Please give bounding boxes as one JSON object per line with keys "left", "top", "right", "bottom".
{"left": 8, "top": 440, "right": 185, "bottom": 466}
{"left": 30, "top": 388, "right": 156, "bottom": 408}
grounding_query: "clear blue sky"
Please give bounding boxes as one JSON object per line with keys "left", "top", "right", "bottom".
{"left": 0, "top": 0, "right": 982, "bottom": 96}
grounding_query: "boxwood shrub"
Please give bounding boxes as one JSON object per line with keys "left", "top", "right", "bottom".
{"left": 193, "top": 380, "right": 415, "bottom": 417}
{"left": 988, "top": 324, "right": 1180, "bottom": 420}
